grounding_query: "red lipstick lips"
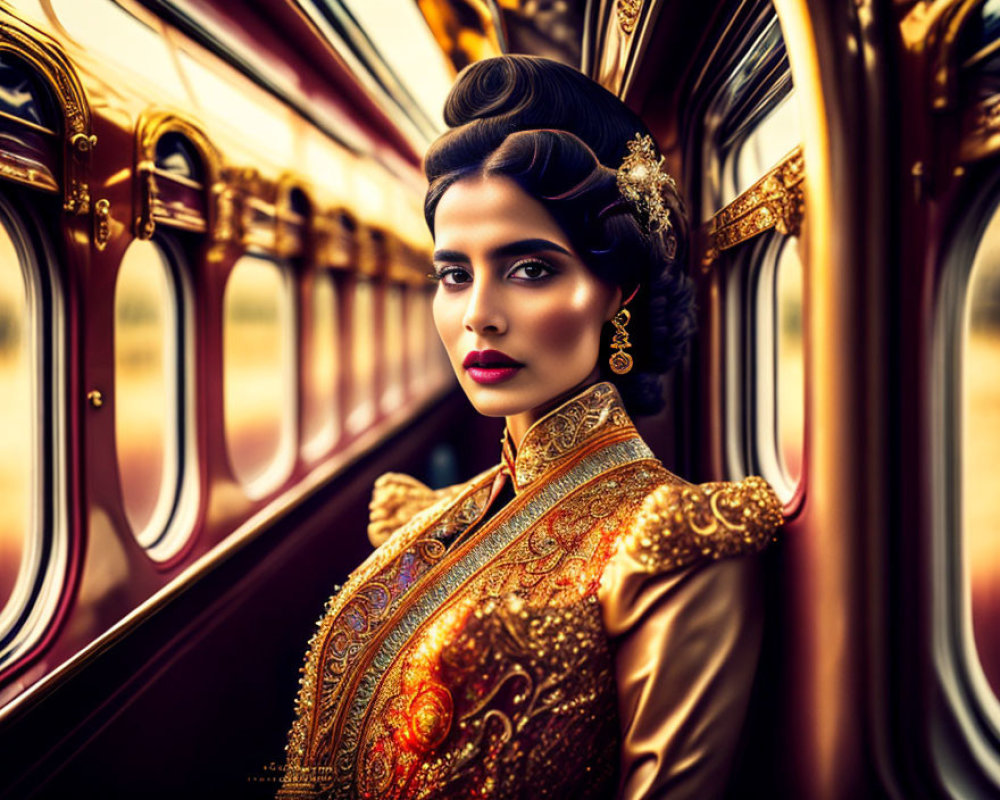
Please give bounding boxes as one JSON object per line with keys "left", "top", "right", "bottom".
{"left": 463, "top": 349, "right": 524, "bottom": 385}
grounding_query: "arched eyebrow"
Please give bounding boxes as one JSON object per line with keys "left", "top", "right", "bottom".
{"left": 432, "top": 238, "right": 573, "bottom": 263}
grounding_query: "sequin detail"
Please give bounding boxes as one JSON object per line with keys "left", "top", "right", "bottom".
{"left": 622, "top": 475, "right": 783, "bottom": 572}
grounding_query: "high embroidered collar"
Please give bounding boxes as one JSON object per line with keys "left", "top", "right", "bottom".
{"left": 500, "top": 381, "right": 640, "bottom": 493}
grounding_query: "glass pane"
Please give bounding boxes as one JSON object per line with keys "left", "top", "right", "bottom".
{"left": 776, "top": 238, "right": 805, "bottom": 486}
{"left": 0, "top": 53, "right": 57, "bottom": 131}
{"left": 733, "top": 90, "right": 800, "bottom": 198}
{"left": 347, "top": 279, "right": 376, "bottom": 433}
{"left": 0, "top": 219, "right": 30, "bottom": 614}
{"left": 223, "top": 255, "right": 293, "bottom": 491}
{"left": 302, "top": 271, "right": 339, "bottom": 458}
{"left": 381, "top": 284, "right": 404, "bottom": 412}
{"left": 155, "top": 133, "right": 203, "bottom": 182}
{"left": 407, "top": 286, "right": 429, "bottom": 393}
{"left": 114, "top": 240, "right": 179, "bottom": 541}
{"left": 964, "top": 205, "right": 1000, "bottom": 699}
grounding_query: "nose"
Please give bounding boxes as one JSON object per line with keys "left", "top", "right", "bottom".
{"left": 462, "top": 275, "right": 506, "bottom": 335}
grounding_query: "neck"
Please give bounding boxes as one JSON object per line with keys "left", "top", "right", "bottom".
{"left": 504, "top": 368, "right": 603, "bottom": 450}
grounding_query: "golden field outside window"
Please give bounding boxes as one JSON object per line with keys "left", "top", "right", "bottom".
{"left": 223, "top": 254, "right": 296, "bottom": 497}
{"left": 962, "top": 202, "right": 1000, "bottom": 704}
{"left": 346, "top": 277, "right": 376, "bottom": 434}
{"left": 114, "top": 239, "right": 180, "bottom": 544}
{"left": 302, "top": 270, "right": 340, "bottom": 460}
{"left": 0, "top": 213, "right": 31, "bottom": 616}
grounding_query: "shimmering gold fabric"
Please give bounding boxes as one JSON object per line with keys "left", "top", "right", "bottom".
{"left": 279, "top": 381, "right": 781, "bottom": 799}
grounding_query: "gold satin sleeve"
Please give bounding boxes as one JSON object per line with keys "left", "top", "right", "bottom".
{"left": 599, "top": 476, "right": 782, "bottom": 799}
{"left": 367, "top": 472, "right": 466, "bottom": 547}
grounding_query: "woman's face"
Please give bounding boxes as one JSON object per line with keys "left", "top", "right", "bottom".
{"left": 431, "top": 175, "right": 622, "bottom": 432}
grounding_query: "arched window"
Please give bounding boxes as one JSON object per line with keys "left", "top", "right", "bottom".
{"left": 346, "top": 277, "right": 376, "bottom": 434}
{"left": 223, "top": 254, "right": 296, "bottom": 497}
{"left": 114, "top": 238, "right": 196, "bottom": 557}
{"left": 0, "top": 197, "right": 64, "bottom": 672}
{"left": 381, "top": 282, "right": 405, "bottom": 413}
{"left": 960, "top": 198, "right": 1000, "bottom": 708}
{"left": 302, "top": 270, "right": 340, "bottom": 460}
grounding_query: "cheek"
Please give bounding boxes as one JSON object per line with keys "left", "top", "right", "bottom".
{"left": 530, "top": 303, "right": 605, "bottom": 356}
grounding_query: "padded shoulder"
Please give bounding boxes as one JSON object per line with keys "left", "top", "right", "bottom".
{"left": 367, "top": 472, "right": 467, "bottom": 547}
{"left": 622, "top": 475, "right": 783, "bottom": 573}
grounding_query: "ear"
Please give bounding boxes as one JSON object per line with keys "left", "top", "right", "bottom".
{"left": 604, "top": 285, "right": 623, "bottom": 322}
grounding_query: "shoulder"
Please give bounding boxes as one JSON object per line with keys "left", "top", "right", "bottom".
{"left": 367, "top": 466, "right": 497, "bottom": 547}
{"left": 620, "top": 475, "right": 783, "bottom": 573}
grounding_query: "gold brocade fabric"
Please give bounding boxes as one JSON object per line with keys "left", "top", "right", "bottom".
{"left": 279, "top": 382, "right": 782, "bottom": 799}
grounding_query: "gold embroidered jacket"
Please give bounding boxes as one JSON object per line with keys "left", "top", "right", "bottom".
{"left": 279, "top": 381, "right": 782, "bottom": 799}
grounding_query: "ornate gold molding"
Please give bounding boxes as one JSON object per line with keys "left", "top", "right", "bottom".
{"left": 0, "top": 14, "right": 95, "bottom": 213}
{"left": 617, "top": 0, "right": 643, "bottom": 35}
{"left": 275, "top": 174, "right": 311, "bottom": 259}
{"left": 93, "top": 198, "right": 110, "bottom": 251}
{"left": 134, "top": 110, "right": 222, "bottom": 240}
{"left": 704, "top": 146, "right": 804, "bottom": 264}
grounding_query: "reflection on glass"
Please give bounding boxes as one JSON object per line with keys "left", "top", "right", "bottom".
{"left": 0, "top": 53, "right": 56, "bottom": 130}
{"left": 733, "top": 89, "right": 800, "bottom": 199}
{"left": 407, "top": 287, "right": 429, "bottom": 392}
{"left": 381, "top": 284, "right": 404, "bottom": 413}
{"left": 0, "top": 220, "right": 29, "bottom": 614}
{"left": 223, "top": 255, "right": 293, "bottom": 492}
{"left": 347, "top": 279, "right": 376, "bottom": 433}
{"left": 302, "top": 271, "right": 339, "bottom": 459}
{"left": 115, "top": 240, "right": 179, "bottom": 541}
{"left": 776, "top": 238, "right": 804, "bottom": 485}
{"left": 964, "top": 206, "right": 1000, "bottom": 700}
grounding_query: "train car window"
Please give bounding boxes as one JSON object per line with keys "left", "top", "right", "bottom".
{"left": 302, "top": 270, "right": 340, "bottom": 461}
{"left": 49, "top": 0, "right": 187, "bottom": 99}
{"left": 733, "top": 90, "right": 800, "bottom": 196}
{"left": 961, "top": 201, "right": 1000, "bottom": 704}
{"left": 407, "top": 285, "right": 430, "bottom": 394}
{"left": 223, "top": 254, "right": 296, "bottom": 497}
{"left": 0, "top": 53, "right": 58, "bottom": 131}
{"left": 347, "top": 277, "right": 377, "bottom": 434}
{"left": 380, "top": 283, "right": 405, "bottom": 413}
{"left": 0, "top": 198, "right": 65, "bottom": 672}
{"left": 154, "top": 132, "right": 204, "bottom": 183}
{"left": 706, "top": 6, "right": 804, "bottom": 500}
{"left": 755, "top": 234, "right": 806, "bottom": 491}
{"left": 114, "top": 239, "right": 193, "bottom": 553}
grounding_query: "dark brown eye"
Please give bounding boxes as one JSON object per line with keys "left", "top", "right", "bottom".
{"left": 509, "top": 259, "right": 554, "bottom": 281}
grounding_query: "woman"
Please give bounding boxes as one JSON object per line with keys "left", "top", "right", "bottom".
{"left": 279, "top": 56, "right": 782, "bottom": 799}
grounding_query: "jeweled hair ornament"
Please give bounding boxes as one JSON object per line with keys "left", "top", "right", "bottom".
{"left": 616, "top": 133, "right": 676, "bottom": 235}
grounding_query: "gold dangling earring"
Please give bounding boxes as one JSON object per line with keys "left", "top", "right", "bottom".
{"left": 608, "top": 307, "right": 633, "bottom": 374}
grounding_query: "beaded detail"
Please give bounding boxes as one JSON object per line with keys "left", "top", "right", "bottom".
{"left": 622, "top": 475, "right": 783, "bottom": 572}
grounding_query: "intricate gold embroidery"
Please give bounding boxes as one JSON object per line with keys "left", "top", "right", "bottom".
{"left": 622, "top": 475, "right": 783, "bottom": 572}
{"left": 280, "top": 382, "right": 783, "bottom": 799}
{"left": 511, "top": 382, "right": 632, "bottom": 491}
{"left": 368, "top": 472, "right": 467, "bottom": 546}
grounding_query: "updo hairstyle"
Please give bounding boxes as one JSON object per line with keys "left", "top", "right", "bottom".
{"left": 424, "top": 55, "right": 695, "bottom": 417}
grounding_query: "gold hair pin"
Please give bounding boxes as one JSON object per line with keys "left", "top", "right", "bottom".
{"left": 616, "top": 133, "right": 676, "bottom": 235}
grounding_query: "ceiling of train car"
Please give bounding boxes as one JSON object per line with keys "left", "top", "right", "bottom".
{"left": 159, "top": 0, "right": 587, "bottom": 144}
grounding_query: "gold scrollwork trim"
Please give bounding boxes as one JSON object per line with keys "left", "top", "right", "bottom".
{"left": 704, "top": 146, "right": 805, "bottom": 264}
{"left": 617, "top": 0, "right": 643, "bottom": 35}
{"left": 93, "top": 198, "right": 110, "bottom": 250}
{"left": 134, "top": 110, "right": 222, "bottom": 240}
{"left": 0, "top": 14, "right": 95, "bottom": 213}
